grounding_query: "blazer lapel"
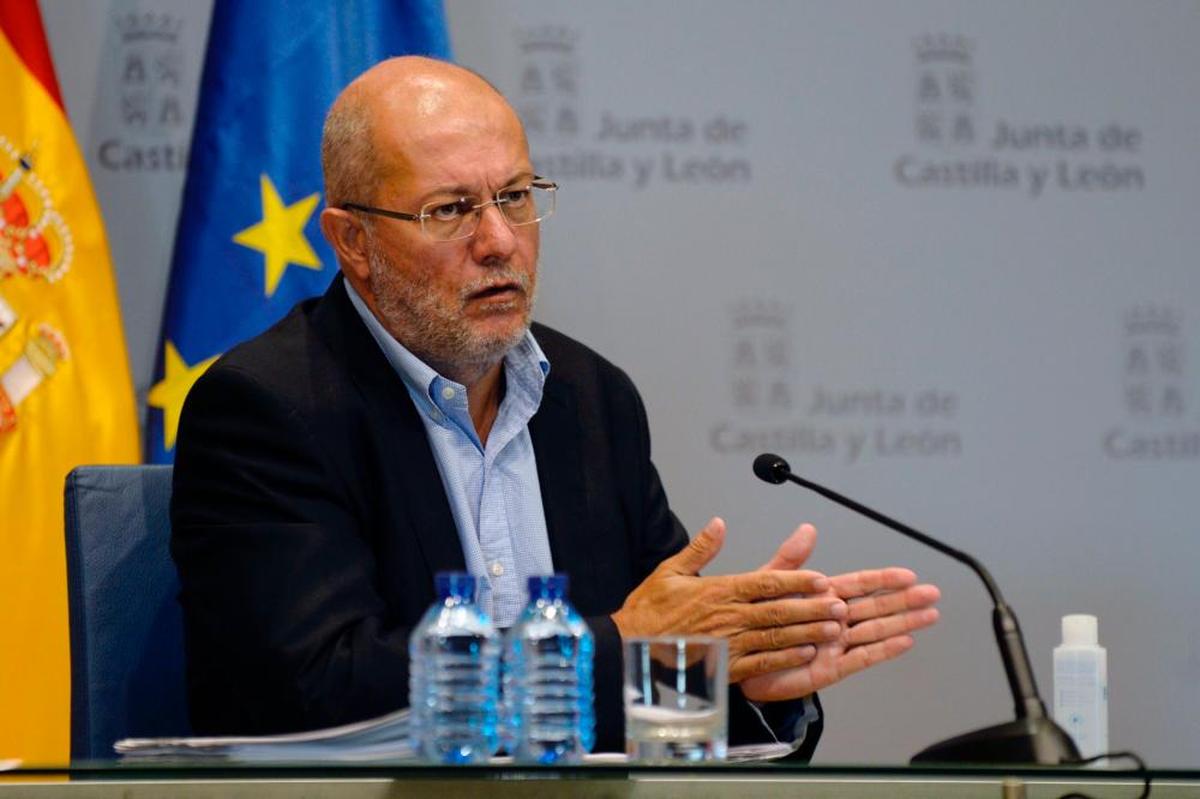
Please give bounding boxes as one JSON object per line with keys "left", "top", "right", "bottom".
{"left": 529, "top": 376, "right": 602, "bottom": 612}
{"left": 313, "top": 278, "right": 466, "bottom": 579}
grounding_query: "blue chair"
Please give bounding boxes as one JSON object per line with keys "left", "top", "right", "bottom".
{"left": 63, "top": 464, "right": 191, "bottom": 760}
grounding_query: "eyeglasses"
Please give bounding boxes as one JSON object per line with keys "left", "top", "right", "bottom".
{"left": 342, "top": 178, "right": 557, "bottom": 242}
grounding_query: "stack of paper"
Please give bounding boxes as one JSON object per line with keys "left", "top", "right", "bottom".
{"left": 114, "top": 707, "right": 413, "bottom": 762}
{"left": 115, "top": 707, "right": 797, "bottom": 763}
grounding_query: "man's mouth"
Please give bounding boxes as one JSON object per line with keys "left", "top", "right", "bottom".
{"left": 467, "top": 282, "right": 524, "bottom": 303}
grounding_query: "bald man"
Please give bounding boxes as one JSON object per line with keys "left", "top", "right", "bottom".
{"left": 171, "top": 57, "right": 939, "bottom": 755}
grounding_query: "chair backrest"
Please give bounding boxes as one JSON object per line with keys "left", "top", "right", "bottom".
{"left": 63, "top": 464, "right": 190, "bottom": 760}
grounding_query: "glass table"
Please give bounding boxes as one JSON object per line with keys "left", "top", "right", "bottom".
{"left": 3, "top": 760, "right": 1197, "bottom": 798}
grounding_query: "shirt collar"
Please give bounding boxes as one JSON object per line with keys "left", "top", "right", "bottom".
{"left": 343, "top": 275, "right": 550, "bottom": 424}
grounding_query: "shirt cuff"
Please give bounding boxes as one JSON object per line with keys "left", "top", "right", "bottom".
{"left": 746, "top": 695, "right": 820, "bottom": 750}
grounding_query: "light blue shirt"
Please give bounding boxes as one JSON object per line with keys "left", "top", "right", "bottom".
{"left": 345, "top": 278, "right": 814, "bottom": 749}
{"left": 345, "top": 278, "right": 554, "bottom": 627}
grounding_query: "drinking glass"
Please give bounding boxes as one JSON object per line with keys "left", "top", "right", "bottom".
{"left": 623, "top": 637, "right": 728, "bottom": 762}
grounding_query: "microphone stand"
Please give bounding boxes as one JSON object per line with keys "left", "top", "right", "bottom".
{"left": 753, "top": 453, "right": 1080, "bottom": 764}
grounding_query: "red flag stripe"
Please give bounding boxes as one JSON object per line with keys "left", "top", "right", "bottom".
{"left": 0, "top": 1, "right": 64, "bottom": 108}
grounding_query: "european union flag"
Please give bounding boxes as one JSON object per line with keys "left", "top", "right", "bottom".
{"left": 147, "top": 1, "right": 451, "bottom": 462}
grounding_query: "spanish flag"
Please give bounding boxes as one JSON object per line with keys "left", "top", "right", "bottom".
{"left": 0, "top": 5, "right": 139, "bottom": 763}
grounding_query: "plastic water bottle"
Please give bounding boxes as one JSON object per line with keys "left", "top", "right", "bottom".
{"left": 502, "top": 574, "right": 595, "bottom": 763}
{"left": 409, "top": 572, "right": 500, "bottom": 763}
{"left": 1053, "top": 613, "right": 1108, "bottom": 761}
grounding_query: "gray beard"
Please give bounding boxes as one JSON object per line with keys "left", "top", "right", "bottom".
{"left": 366, "top": 243, "right": 535, "bottom": 384}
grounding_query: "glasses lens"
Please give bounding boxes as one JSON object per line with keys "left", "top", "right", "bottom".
{"left": 499, "top": 184, "right": 556, "bottom": 228}
{"left": 420, "top": 198, "right": 478, "bottom": 241}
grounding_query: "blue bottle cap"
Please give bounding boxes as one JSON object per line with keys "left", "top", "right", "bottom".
{"left": 527, "top": 574, "right": 568, "bottom": 601}
{"left": 435, "top": 571, "right": 476, "bottom": 601}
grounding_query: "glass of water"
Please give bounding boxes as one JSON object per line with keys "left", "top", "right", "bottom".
{"left": 623, "top": 637, "right": 728, "bottom": 762}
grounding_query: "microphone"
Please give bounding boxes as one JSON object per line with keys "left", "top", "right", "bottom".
{"left": 752, "top": 452, "right": 1080, "bottom": 765}
{"left": 752, "top": 453, "right": 790, "bottom": 484}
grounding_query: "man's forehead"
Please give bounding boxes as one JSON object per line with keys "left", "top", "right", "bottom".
{"left": 379, "top": 106, "right": 528, "bottom": 188}
{"left": 388, "top": 143, "right": 533, "bottom": 203}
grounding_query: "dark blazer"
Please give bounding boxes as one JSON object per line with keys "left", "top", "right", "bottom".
{"left": 171, "top": 277, "right": 821, "bottom": 757}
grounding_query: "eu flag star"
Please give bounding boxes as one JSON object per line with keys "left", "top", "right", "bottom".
{"left": 147, "top": 341, "right": 220, "bottom": 450}
{"left": 233, "top": 174, "right": 322, "bottom": 297}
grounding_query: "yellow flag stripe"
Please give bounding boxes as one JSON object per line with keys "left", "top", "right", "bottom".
{"left": 0, "top": 20, "right": 140, "bottom": 766}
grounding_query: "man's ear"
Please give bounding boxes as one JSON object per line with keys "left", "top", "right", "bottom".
{"left": 320, "top": 207, "right": 371, "bottom": 283}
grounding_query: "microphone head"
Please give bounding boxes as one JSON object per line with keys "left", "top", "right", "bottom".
{"left": 753, "top": 453, "right": 791, "bottom": 484}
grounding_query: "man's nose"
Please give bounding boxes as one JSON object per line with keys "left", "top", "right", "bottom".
{"left": 469, "top": 203, "right": 517, "bottom": 264}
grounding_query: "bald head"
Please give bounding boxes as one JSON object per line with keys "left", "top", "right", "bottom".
{"left": 321, "top": 57, "right": 524, "bottom": 209}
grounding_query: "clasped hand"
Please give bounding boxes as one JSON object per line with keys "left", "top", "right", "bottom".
{"left": 611, "top": 518, "right": 940, "bottom": 701}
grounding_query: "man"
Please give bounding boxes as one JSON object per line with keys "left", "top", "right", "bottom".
{"left": 171, "top": 57, "right": 940, "bottom": 755}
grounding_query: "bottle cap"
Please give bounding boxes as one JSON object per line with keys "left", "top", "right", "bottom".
{"left": 527, "top": 574, "right": 568, "bottom": 600}
{"left": 435, "top": 571, "right": 476, "bottom": 601}
{"left": 1061, "top": 614, "right": 1098, "bottom": 646}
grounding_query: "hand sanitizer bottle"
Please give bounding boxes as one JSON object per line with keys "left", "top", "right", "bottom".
{"left": 1053, "top": 614, "right": 1108, "bottom": 760}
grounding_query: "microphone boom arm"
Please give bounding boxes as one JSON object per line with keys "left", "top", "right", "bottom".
{"left": 752, "top": 452, "right": 1079, "bottom": 763}
{"left": 779, "top": 470, "right": 1003, "bottom": 605}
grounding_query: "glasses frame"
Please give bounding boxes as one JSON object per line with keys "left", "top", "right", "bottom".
{"left": 341, "top": 177, "right": 558, "bottom": 242}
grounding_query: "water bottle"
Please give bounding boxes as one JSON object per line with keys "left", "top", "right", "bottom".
{"left": 502, "top": 574, "right": 595, "bottom": 763}
{"left": 409, "top": 572, "right": 500, "bottom": 763}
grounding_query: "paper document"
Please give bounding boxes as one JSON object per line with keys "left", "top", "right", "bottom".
{"left": 116, "top": 706, "right": 796, "bottom": 763}
{"left": 114, "top": 707, "right": 413, "bottom": 761}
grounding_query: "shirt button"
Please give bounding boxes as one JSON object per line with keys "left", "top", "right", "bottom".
{"left": 490, "top": 561, "right": 504, "bottom": 577}
{"left": 441, "top": 386, "right": 456, "bottom": 400}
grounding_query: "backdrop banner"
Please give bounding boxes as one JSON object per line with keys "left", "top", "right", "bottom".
{"left": 38, "top": 0, "right": 1200, "bottom": 766}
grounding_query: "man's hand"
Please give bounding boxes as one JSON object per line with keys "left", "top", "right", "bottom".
{"left": 611, "top": 518, "right": 847, "bottom": 683}
{"left": 739, "top": 524, "right": 941, "bottom": 703}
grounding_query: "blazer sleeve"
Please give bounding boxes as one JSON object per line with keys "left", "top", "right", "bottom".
{"left": 171, "top": 362, "right": 413, "bottom": 735}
